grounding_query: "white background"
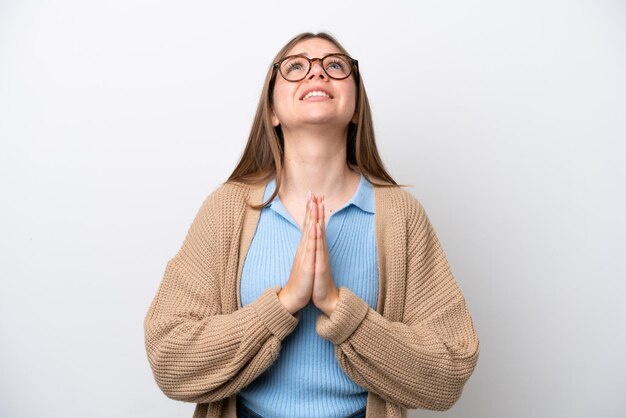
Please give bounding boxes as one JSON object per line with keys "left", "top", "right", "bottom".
{"left": 1, "top": 1, "right": 624, "bottom": 417}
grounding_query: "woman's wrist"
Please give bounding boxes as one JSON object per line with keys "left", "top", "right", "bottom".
{"left": 317, "top": 288, "right": 340, "bottom": 316}
{"left": 278, "top": 287, "right": 302, "bottom": 315}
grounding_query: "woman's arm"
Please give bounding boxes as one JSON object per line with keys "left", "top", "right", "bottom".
{"left": 316, "top": 197, "right": 479, "bottom": 411}
{"left": 144, "top": 186, "right": 298, "bottom": 403}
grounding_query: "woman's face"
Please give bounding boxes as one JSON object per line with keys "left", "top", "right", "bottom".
{"left": 270, "top": 38, "right": 357, "bottom": 132}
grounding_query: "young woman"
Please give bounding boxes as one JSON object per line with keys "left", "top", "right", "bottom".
{"left": 145, "top": 32, "right": 479, "bottom": 418}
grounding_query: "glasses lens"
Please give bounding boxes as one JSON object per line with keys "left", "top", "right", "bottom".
{"left": 280, "top": 56, "right": 310, "bottom": 81}
{"left": 322, "top": 55, "right": 352, "bottom": 79}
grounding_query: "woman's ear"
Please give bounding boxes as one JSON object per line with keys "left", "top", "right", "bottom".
{"left": 351, "top": 110, "right": 358, "bottom": 124}
{"left": 270, "top": 107, "right": 280, "bottom": 127}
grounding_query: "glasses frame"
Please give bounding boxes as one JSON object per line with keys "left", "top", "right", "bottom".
{"left": 273, "top": 53, "right": 359, "bottom": 82}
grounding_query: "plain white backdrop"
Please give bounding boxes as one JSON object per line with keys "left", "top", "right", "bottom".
{"left": 1, "top": 1, "right": 624, "bottom": 417}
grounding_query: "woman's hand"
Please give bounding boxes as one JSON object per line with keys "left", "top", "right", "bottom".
{"left": 278, "top": 193, "right": 318, "bottom": 314}
{"left": 278, "top": 194, "right": 339, "bottom": 316}
{"left": 311, "top": 195, "right": 340, "bottom": 316}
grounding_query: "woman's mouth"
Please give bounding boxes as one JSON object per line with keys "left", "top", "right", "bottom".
{"left": 300, "top": 89, "right": 333, "bottom": 100}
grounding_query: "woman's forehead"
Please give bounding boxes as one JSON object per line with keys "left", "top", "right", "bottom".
{"left": 285, "top": 38, "right": 342, "bottom": 57}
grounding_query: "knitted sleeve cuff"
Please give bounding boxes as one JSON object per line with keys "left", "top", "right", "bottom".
{"left": 316, "top": 287, "right": 370, "bottom": 345}
{"left": 252, "top": 286, "right": 299, "bottom": 340}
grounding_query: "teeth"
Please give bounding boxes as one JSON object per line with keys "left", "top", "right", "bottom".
{"left": 304, "top": 91, "right": 330, "bottom": 99}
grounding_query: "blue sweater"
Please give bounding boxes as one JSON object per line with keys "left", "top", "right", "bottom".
{"left": 238, "top": 175, "right": 379, "bottom": 418}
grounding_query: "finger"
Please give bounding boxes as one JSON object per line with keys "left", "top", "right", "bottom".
{"left": 315, "top": 222, "right": 328, "bottom": 279}
{"left": 301, "top": 191, "right": 313, "bottom": 235}
{"left": 316, "top": 195, "right": 323, "bottom": 223}
{"left": 320, "top": 199, "right": 328, "bottom": 248}
{"left": 315, "top": 222, "right": 322, "bottom": 274}
{"left": 296, "top": 192, "right": 316, "bottom": 260}
{"left": 303, "top": 214, "right": 317, "bottom": 269}
{"left": 300, "top": 198, "right": 318, "bottom": 259}
{"left": 309, "top": 196, "right": 318, "bottom": 226}
{"left": 294, "top": 205, "right": 309, "bottom": 264}
{"left": 316, "top": 222, "right": 323, "bottom": 258}
{"left": 315, "top": 196, "right": 325, "bottom": 245}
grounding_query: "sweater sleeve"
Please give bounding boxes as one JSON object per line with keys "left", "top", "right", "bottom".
{"left": 316, "top": 198, "right": 479, "bottom": 411}
{"left": 144, "top": 187, "right": 298, "bottom": 403}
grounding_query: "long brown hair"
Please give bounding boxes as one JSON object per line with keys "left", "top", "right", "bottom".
{"left": 227, "top": 32, "right": 398, "bottom": 207}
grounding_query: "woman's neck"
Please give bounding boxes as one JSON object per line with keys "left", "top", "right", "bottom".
{"left": 279, "top": 129, "right": 360, "bottom": 204}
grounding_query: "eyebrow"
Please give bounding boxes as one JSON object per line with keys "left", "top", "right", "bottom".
{"left": 292, "top": 52, "right": 336, "bottom": 57}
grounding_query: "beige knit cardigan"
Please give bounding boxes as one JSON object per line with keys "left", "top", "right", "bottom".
{"left": 144, "top": 181, "right": 479, "bottom": 418}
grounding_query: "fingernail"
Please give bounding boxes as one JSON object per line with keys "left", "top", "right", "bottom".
{"left": 306, "top": 191, "right": 312, "bottom": 202}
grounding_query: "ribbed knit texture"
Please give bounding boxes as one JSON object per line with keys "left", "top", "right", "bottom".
{"left": 237, "top": 176, "right": 378, "bottom": 418}
{"left": 144, "top": 181, "right": 480, "bottom": 418}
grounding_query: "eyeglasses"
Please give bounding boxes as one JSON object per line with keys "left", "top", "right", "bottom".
{"left": 273, "top": 53, "right": 358, "bottom": 82}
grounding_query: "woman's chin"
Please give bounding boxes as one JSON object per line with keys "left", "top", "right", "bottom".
{"left": 300, "top": 112, "right": 351, "bottom": 128}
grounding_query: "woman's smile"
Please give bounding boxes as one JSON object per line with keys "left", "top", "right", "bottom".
{"left": 300, "top": 88, "right": 333, "bottom": 100}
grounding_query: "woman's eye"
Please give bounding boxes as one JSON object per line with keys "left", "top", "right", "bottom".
{"left": 288, "top": 64, "right": 302, "bottom": 71}
{"left": 327, "top": 60, "right": 346, "bottom": 71}
{"left": 286, "top": 60, "right": 305, "bottom": 72}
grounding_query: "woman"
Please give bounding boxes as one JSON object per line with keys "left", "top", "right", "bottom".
{"left": 144, "top": 32, "right": 479, "bottom": 418}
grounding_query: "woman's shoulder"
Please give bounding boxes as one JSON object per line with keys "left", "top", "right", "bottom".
{"left": 372, "top": 183, "right": 426, "bottom": 221}
{"left": 195, "top": 181, "right": 265, "bottom": 217}
{"left": 177, "top": 181, "right": 264, "bottom": 247}
{"left": 202, "top": 180, "right": 265, "bottom": 207}
{"left": 373, "top": 185, "right": 441, "bottom": 246}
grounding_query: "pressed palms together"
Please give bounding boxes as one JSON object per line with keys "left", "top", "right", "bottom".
{"left": 278, "top": 193, "right": 340, "bottom": 316}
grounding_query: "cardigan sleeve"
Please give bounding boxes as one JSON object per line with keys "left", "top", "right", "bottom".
{"left": 316, "top": 196, "right": 479, "bottom": 411}
{"left": 144, "top": 187, "right": 298, "bottom": 403}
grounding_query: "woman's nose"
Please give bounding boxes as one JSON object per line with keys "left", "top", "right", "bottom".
{"left": 308, "top": 58, "right": 326, "bottom": 80}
